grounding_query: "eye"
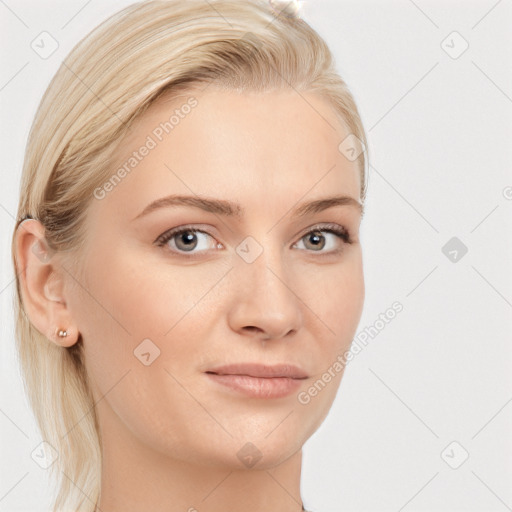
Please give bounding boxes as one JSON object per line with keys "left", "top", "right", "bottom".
{"left": 292, "top": 223, "right": 352, "bottom": 254}
{"left": 155, "top": 226, "right": 221, "bottom": 255}
{"left": 155, "top": 223, "right": 353, "bottom": 258}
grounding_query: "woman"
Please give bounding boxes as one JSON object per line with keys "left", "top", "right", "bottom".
{"left": 11, "top": 1, "right": 369, "bottom": 510}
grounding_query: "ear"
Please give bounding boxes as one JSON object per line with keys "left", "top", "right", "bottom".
{"left": 14, "top": 219, "right": 78, "bottom": 347}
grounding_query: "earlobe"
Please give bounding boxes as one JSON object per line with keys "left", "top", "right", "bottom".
{"left": 15, "top": 219, "right": 79, "bottom": 348}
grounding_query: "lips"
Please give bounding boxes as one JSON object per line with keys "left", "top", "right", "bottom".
{"left": 205, "top": 363, "right": 308, "bottom": 379}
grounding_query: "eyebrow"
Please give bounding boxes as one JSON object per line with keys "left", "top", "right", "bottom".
{"left": 132, "top": 193, "right": 363, "bottom": 221}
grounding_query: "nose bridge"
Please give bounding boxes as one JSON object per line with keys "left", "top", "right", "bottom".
{"left": 241, "top": 239, "right": 287, "bottom": 299}
{"left": 228, "top": 233, "right": 303, "bottom": 339}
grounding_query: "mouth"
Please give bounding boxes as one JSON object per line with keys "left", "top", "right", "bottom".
{"left": 205, "top": 363, "right": 308, "bottom": 399}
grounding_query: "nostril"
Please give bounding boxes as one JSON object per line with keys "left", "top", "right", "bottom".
{"left": 244, "top": 326, "right": 261, "bottom": 333}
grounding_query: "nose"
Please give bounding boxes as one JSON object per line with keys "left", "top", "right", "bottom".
{"left": 227, "top": 247, "right": 303, "bottom": 341}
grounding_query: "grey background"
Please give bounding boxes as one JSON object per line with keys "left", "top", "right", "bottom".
{"left": 1, "top": 1, "right": 511, "bottom": 511}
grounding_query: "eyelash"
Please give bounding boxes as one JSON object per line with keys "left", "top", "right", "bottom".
{"left": 154, "top": 223, "right": 353, "bottom": 258}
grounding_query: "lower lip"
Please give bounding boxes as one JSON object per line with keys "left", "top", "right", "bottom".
{"left": 206, "top": 373, "right": 304, "bottom": 399}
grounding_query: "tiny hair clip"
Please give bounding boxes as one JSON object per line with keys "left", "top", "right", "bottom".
{"left": 269, "top": 0, "right": 302, "bottom": 20}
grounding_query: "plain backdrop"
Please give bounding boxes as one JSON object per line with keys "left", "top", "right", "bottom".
{"left": 1, "top": 1, "right": 511, "bottom": 511}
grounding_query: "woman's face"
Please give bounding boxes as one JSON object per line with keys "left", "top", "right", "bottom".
{"left": 69, "top": 86, "right": 365, "bottom": 469}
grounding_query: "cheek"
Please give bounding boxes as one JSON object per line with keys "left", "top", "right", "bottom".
{"left": 293, "top": 256, "right": 364, "bottom": 430}
{"left": 333, "top": 264, "right": 365, "bottom": 346}
{"left": 298, "top": 249, "right": 365, "bottom": 349}
{"left": 70, "top": 250, "right": 214, "bottom": 449}
{"left": 71, "top": 243, "right": 223, "bottom": 396}
{"left": 75, "top": 238, "right": 214, "bottom": 339}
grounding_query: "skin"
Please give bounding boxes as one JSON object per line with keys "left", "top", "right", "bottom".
{"left": 16, "top": 86, "right": 365, "bottom": 512}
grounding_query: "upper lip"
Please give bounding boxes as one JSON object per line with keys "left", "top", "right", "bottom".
{"left": 206, "top": 363, "right": 308, "bottom": 379}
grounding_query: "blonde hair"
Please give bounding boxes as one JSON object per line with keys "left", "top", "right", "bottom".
{"left": 11, "top": 1, "right": 369, "bottom": 510}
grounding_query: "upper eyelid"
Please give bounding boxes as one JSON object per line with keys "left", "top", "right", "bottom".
{"left": 295, "top": 222, "right": 348, "bottom": 237}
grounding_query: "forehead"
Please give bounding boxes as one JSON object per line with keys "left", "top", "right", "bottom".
{"left": 95, "top": 87, "right": 362, "bottom": 222}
